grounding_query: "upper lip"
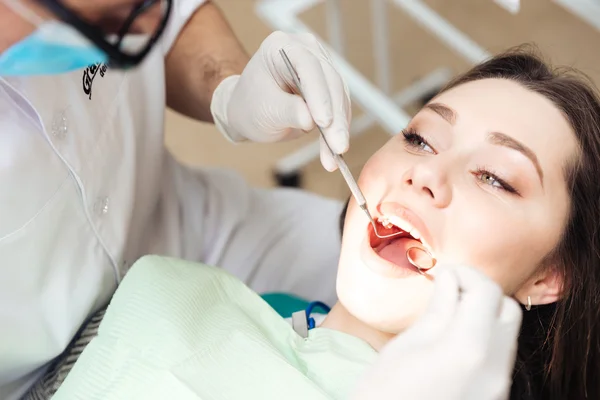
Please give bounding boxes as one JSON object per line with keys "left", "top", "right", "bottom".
{"left": 375, "top": 202, "right": 435, "bottom": 255}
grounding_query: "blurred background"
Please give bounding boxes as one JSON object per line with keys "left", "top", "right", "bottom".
{"left": 165, "top": 0, "right": 600, "bottom": 201}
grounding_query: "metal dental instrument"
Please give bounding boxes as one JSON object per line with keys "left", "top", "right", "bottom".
{"left": 278, "top": 48, "right": 398, "bottom": 240}
{"left": 406, "top": 247, "right": 437, "bottom": 275}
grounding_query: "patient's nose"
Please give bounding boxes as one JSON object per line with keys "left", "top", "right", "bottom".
{"left": 402, "top": 163, "right": 452, "bottom": 208}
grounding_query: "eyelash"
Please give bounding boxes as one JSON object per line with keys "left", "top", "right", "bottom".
{"left": 474, "top": 165, "right": 520, "bottom": 195}
{"left": 402, "top": 128, "right": 435, "bottom": 154}
{"left": 400, "top": 128, "right": 520, "bottom": 196}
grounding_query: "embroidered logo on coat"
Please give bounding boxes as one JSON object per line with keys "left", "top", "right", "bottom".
{"left": 82, "top": 63, "right": 108, "bottom": 100}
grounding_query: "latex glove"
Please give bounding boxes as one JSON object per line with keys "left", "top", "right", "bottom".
{"left": 352, "top": 265, "right": 523, "bottom": 400}
{"left": 210, "top": 31, "right": 351, "bottom": 171}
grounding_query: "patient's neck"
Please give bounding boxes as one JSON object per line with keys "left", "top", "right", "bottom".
{"left": 320, "top": 303, "right": 394, "bottom": 352}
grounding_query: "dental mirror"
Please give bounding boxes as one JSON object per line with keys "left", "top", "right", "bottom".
{"left": 406, "top": 247, "right": 437, "bottom": 274}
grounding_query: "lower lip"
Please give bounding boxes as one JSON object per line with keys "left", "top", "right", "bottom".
{"left": 360, "top": 224, "right": 424, "bottom": 279}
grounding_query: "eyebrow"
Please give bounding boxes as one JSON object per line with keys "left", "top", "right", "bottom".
{"left": 423, "top": 102, "right": 544, "bottom": 185}
{"left": 424, "top": 103, "right": 456, "bottom": 125}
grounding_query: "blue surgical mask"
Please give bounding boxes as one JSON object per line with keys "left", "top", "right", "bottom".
{"left": 0, "top": 21, "right": 108, "bottom": 77}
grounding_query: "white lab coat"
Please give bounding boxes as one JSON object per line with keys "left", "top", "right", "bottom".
{"left": 0, "top": 2, "right": 342, "bottom": 398}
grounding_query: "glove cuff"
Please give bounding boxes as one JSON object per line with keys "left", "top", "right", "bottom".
{"left": 210, "top": 75, "right": 248, "bottom": 143}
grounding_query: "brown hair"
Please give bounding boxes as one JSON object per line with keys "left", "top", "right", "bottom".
{"left": 339, "top": 45, "right": 600, "bottom": 399}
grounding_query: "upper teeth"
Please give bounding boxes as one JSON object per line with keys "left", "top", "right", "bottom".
{"left": 377, "top": 215, "right": 434, "bottom": 255}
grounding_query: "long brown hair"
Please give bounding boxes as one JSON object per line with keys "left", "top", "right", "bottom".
{"left": 339, "top": 45, "right": 600, "bottom": 399}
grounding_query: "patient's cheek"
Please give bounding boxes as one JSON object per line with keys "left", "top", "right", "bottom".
{"left": 358, "top": 154, "right": 388, "bottom": 188}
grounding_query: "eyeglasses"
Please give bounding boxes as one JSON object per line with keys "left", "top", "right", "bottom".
{"left": 37, "top": 0, "right": 173, "bottom": 69}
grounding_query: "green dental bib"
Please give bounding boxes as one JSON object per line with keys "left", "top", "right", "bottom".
{"left": 53, "top": 256, "right": 377, "bottom": 400}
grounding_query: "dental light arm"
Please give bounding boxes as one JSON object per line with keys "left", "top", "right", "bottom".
{"left": 494, "top": 0, "right": 521, "bottom": 14}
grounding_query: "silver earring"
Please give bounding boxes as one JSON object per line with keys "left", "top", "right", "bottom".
{"left": 525, "top": 296, "right": 532, "bottom": 311}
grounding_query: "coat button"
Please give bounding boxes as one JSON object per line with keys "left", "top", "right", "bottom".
{"left": 51, "top": 110, "right": 68, "bottom": 140}
{"left": 94, "top": 196, "right": 110, "bottom": 216}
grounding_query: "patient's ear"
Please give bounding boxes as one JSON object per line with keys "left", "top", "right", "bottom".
{"left": 514, "top": 265, "right": 563, "bottom": 307}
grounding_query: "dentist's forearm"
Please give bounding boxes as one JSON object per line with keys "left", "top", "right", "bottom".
{"left": 165, "top": 1, "right": 248, "bottom": 122}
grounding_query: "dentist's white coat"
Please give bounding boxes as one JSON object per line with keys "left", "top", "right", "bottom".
{"left": 0, "top": 2, "right": 342, "bottom": 398}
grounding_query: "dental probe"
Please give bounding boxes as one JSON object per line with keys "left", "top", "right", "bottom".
{"left": 278, "top": 49, "right": 398, "bottom": 239}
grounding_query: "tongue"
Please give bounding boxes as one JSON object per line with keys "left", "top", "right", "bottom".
{"left": 377, "top": 237, "right": 422, "bottom": 269}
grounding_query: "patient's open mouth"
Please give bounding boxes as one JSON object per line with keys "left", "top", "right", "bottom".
{"left": 367, "top": 216, "right": 436, "bottom": 274}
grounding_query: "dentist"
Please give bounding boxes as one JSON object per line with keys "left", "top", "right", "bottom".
{"left": 0, "top": 0, "right": 351, "bottom": 398}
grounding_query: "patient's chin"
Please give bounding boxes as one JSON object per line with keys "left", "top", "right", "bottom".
{"left": 338, "top": 291, "right": 422, "bottom": 337}
{"left": 335, "top": 245, "right": 435, "bottom": 344}
{"left": 337, "top": 277, "right": 434, "bottom": 339}
{"left": 365, "top": 312, "right": 420, "bottom": 336}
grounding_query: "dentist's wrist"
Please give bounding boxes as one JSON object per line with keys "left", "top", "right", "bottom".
{"left": 210, "top": 74, "right": 248, "bottom": 143}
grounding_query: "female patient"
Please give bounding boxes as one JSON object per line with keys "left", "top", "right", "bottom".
{"left": 332, "top": 47, "right": 600, "bottom": 400}
{"left": 50, "top": 47, "right": 600, "bottom": 400}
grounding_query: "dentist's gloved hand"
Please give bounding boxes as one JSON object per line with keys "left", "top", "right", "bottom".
{"left": 210, "top": 31, "right": 351, "bottom": 171}
{"left": 352, "top": 265, "right": 523, "bottom": 400}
